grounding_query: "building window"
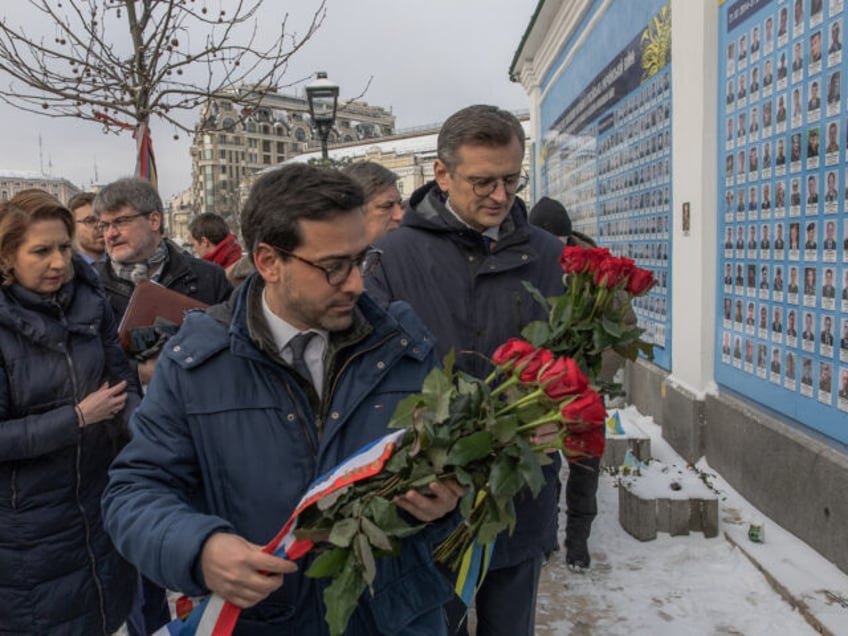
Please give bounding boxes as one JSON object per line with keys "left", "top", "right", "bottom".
{"left": 276, "top": 142, "right": 284, "bottom": 154}
{"left": 295, "top": 128, "right": 306, "bottom": 141}
{"left": 219, "top": 134, "right": 227, "bottom": 144}
{"left": 219, "top": 150, "right": 226, "bottom": 159}
{"left": 262, "top": 125, "right": 270, "bottom": 135}
{"left": 222, "top": 118, "right": 235, "bottom": 131}
{"left": 247, "top": 123, "right": 256, "bottom": 133}
{"left": 262, "top": 140, "right": 270, "bottom": 151}
{"left": 263, "top": 155, "right": 272, "bottom": 165}
{"left": 220, "top": 165, "right": 227, "bottom": 174}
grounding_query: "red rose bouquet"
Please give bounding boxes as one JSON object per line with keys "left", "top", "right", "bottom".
{"left": 290, "top": 345, "right": 605, "bottom": 635}
{"left": 183, "top": 245, "right": 657, "bottom": 636}
{"left": 522, "top": 245, "right": 656, "bottom": 392}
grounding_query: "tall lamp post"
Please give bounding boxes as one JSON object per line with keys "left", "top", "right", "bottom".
{"left": 305, "top": 71, "right": 339, "bottom": 160}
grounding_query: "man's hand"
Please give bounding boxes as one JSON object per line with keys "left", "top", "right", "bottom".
{"left": 529, "top": 422, "right": 561, "bottom": 454}
{"left": 394, "top": 479, "right": 464, "bottom": 522}
{"left": 200, "top": 533, "right": 298, "bottom": 609}
{"left": 137, "top": 356, "right": 159, "bottom": 386}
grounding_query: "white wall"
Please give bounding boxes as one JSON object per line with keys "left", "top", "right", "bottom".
{"left": 669, "top": 0, "right": 719, "bottom": 393}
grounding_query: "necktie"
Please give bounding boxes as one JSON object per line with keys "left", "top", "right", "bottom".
{"left": 287, "top": 332, "right": 315, "bottom": 385}
{"left": 482, "top": 236, "right": 496, "bottom": 254}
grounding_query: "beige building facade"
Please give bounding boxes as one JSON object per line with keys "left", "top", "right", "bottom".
{"left": 190, "top": 85, "right": 396, "bottom": 223}
{"left": 0, "top": 170, "right": 81, "bottom": 205}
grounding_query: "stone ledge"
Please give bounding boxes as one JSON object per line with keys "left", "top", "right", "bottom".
{"left": 618, "top": 479, "right": 719, "bottom": 541}
{"left": 602, "top": 436, "right": 651, "bottom": 467}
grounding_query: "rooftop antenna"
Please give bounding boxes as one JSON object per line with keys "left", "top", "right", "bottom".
{"left": 38, "top": 133, "right": 44, "bottom": 174}
{"left": 93, "top": 156, "right": 99, "bottom": 184}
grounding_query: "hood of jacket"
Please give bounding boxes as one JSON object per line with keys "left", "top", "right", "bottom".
{"left": 404, "top": 180, "right": 534, "bottom": 253}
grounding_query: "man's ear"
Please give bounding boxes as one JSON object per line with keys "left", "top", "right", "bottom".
{"left": 433, "top": 159, "right": 451, "bottom": 193}
{"left": 149, "top": 210, "right": 163, "bottom": 233}
{"left": 253, "top": 243, "right": 281, "bottom": 282}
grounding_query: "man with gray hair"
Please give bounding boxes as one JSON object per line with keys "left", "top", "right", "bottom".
{"left": 93, "top": 176, "right": 232, "bottom": 635}
{"left": 367, "top": 104, "right": 565, "bottom": 636}
{"left": 93, "top": 177, "right": 232, "bottom": 321}
{"left": 342, "top": 160, "right": 404, "bottom": 243}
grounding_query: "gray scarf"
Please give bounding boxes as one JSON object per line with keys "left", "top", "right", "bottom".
{"left": 111, "top": 241, "right": 169, "bottom": 284}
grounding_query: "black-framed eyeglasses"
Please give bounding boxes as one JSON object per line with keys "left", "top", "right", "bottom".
{"left": 76, "top": 216, "right": 99, "bottom": 228}
{"left": 456, "top": 172, "right": 528, "bottom": 198}
{"left": 272, "top": 246, "right": 382, "bottom": 286}
{"left": 95, "top": 212, "right": 150, "bottom": 234}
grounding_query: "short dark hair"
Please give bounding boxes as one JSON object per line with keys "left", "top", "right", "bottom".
{"left": 341, "top": 161, "right": 398, "bottom": 201}
{"left": 437, "top": 105, "right": 525, "bottom": 170}
{"left": 241, "top": 164, "right": 364, "bottom": 257}
{"left": 67, "top": 192, "right": 96, "bottom": 212}
{"left": 189, "top": 213, "right": 231, "bottom": 245}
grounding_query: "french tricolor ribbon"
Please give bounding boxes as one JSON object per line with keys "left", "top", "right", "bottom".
{"left": 154, "top": 430, "right": 406, "bottom": 636}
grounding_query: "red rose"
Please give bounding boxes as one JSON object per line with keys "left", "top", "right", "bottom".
{"left": 559, "top": 246, "right": 589, "bottom": 274}
{"left": 560, "top": 391, "right": 607, "bottom": 431}
{"left": 583, "top": 247, "right": 612, "bottom": 273}
{"left": 626, "top": 267, "right": 656, "bottom": 296}
{"left": 517, "top": 348, "right": 554, "bottom": 383}
{"left": 593, "top": 258, "right": 627, "bottom": 288}
{"left": 563, "top": 426, "right": 605, "bottom": 459}
{"left": 491, "top": 338, "right": 536, "bottom": 367}
{"left": 540, "top": 357, "right": 589, "bottom": 399}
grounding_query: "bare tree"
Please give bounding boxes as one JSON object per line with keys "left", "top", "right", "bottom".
{"left": 0, "top": 0, "right": 325, "bottom": 168}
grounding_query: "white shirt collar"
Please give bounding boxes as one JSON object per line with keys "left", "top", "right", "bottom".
{"left": 445, "top": 197, "right": 500, "bottom": 241}
{"left": 261, "top": 288, "right": 328, "bottom": 395}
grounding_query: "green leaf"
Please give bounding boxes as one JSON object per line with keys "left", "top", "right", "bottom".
{"left": 364, "top": 496, "right": 419, "bottom": 537}
{"left": 520, "top": 320, "right": 552, "bottom": 346}
{"left": 489, "top": 413, "right": 519, "bottom": 443}
{"left": 388, "top": 394, "right": 427, "bottom": 430}
{"left": 322, "top": 552, "right": 368, "bottom": 636}
{"left": 305, "top": 546, "right": 349, "bottom": 579}
{"left": 521, "top": 280, "right": 551, "bottom": 311}
{"left": 316, "top": 485, "right": 351, "bottom": 511}
{"left": 516, "top": 443, "right": 546, "bottom": 498}
{"left": 477, "top": 519, "right": 510, "bottom": 544}
{"left": 328, "top": 518, "right": 358, "bottom": 547}
{"left": 361, "top": 516, "right": 394, "bottom": 551}
{"left": 447, "top": 430, "right": 494, "bottom": 465}
{"left": 354, "top": 532, "right": 377, "bottom": 588}
{"left": 490, "top": 454, "right": 523, "bottom": 500}
{"left": 601, "top": 316, "right": 624, "bottom": 338}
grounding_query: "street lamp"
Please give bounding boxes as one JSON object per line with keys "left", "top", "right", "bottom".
{"left": 305, "top": 71, "right": 339, "bottom": 160}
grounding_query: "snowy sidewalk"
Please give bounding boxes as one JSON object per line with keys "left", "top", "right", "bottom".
{"left": 534, "top": 406, "right": 848, "bottom": 635}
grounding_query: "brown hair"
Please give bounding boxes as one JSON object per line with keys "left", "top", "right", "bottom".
{"left": 0, "top": 189, "right": 75, "bottom": 285}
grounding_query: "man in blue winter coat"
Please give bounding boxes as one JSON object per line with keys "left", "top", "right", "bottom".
{"left": 102, "top": 164, "right": 462, "bottom": 635}
{"left": 366, "top": 105, "right": 566, "bottom": 636}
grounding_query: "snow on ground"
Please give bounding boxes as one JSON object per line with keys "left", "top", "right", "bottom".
{"left": 533, "top": 406, "right": 848, "bottom": 636}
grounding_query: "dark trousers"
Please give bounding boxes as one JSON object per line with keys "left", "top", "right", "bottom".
{"left": 126, "top": 574, "right": 171, "bottom": 636}
{"left": 446, "top": 555, "right": 543, "bottom": 636}
{"left": 564, "top": 456, "right": 600, "bottom": 549}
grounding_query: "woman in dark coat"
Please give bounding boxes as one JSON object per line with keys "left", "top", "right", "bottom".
{"left": 0, "top": 190, "right": 140, "bottom": 635}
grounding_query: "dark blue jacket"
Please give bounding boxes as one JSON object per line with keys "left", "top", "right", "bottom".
{"left": 0, "top": 256, "right": 140, "bottom": 635}
{"left": 95, "top": 238, "right": 233, "bottom": 320}
{"left": 367, "top": 182, "right": 566, "bottom": 569}
{"left": 102, "top": 275, "right": 454, "bottom": 635}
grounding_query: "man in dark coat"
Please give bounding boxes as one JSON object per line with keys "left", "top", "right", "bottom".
{"left": 366, "top": 105, "right": 563, "bottom": 636}
{"left": 103, "top": 164, "right": 461, "bottom": 634}
{"left": 93, "top": 176, "right": 232, "bottom": 634}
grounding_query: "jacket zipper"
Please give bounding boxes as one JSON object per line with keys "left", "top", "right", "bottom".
{"left": 57, "top": 301, "right": 110, "bottom": 635}
{"left": 321, "top": 331, "right": 398, "bottom": 424}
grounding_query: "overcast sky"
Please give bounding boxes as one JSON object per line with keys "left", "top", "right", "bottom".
{"left": 0, "top": 0, "right": 536, "bottom": 201}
